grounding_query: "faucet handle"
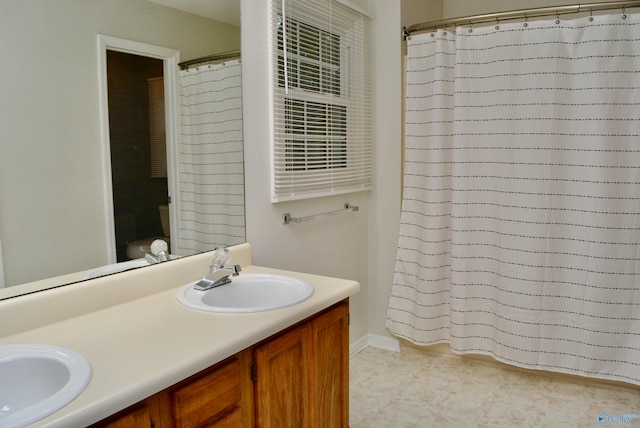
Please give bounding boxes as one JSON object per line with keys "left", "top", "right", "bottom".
{"left": 210, "top": 248, "right": 232, "bottom": 271}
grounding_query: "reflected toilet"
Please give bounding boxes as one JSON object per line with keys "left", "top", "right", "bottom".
{"left": 125, "top": 205, "right": 170, "bottom": 260}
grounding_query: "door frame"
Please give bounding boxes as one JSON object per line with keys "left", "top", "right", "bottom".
{"left": 97, "top": 35, "right": 180, "bottom": 263}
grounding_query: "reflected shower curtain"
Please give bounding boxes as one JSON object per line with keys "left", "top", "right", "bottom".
{"left": 177, "top": 59, "right": 245, "bottom": 255}
{"left": 387, "top": 12, "right": 640, "bottom": 385}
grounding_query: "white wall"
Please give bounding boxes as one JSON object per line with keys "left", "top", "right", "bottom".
{"left": 444, "top": 0, "right": 608, "bottom": 18}
{"left": 402, "top": 0, "right": 443, "bottom": 29}
{"left": 0, "top": 0, "right": 239, "bottom": 287}
{"left": 366, "top": 0, "right": 403, "bottom": 341}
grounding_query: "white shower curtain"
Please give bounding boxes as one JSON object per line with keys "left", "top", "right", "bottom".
{"left": 387, "top": 12, "right": 640, "bottom": 385}
{"left": 177, "top": 59, "right": 245, "bottom": 255}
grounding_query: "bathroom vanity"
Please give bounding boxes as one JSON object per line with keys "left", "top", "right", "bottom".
{"left": 0, "top": 244, "right": 359, "bottom": 427}
{"left": 91, "top": 301, "right": 348, "bottom": 427}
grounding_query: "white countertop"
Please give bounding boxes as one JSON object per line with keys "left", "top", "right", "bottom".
{"left": 0, "top": 262, "right": 360, "bottom": 427}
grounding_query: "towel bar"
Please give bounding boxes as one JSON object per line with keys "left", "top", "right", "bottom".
{"left": 283, "top": 203, "right": 359, "bottom": 225}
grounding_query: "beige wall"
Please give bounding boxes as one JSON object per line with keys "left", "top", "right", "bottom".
{"left": 402, "top": 0, "right": 443, "bottom": 29}
{"left": 444, "top": 0, "right": 625, "bottom": 18}
{"left": 0, "top": 0, "right": 239, "bottom": 287}
{"left": 365, "top": 0, "right": 403, "bottom": 342}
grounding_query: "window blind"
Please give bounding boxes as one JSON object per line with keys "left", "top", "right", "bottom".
{"left": 270, "top": 0, "right": 372, "bottom": 202}
{"left": 148, "top": 76, "right": 167, "bottom": 178}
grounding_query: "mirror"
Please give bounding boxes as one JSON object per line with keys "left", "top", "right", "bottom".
{"left": 0, "top": 0, "right": 243, "bottom": 299}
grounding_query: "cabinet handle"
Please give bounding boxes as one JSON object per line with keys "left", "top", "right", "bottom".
{"left": 251, "top": 363, "right": 258, "bottom": 382}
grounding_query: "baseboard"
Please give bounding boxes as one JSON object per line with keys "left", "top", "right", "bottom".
{"left": 350, "top": 333, "right": 401, "bottom": 357}
{"left": 368, "top": 334, "right": 401, "bottom": 352}
{"left": 349, "top": 335, "right": 369, "bottom": 357}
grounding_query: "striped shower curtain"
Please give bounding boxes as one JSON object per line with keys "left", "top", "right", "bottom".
{"left": 387, "top": 12, "right": 640, "bottom": 385}
{"left": 177, "top": 59, "right": 245, "bottom": 255}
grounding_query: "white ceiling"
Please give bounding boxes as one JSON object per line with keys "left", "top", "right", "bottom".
{"left": 148, "top": 0, "right": 240, "bottom": 27}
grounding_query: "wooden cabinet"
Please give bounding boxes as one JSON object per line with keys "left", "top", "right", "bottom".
{"left": 90, "top": 352, "right": 253, "bottom": 428}
{"left": 308, "top": 301, "right": 349, "bottom": 427}
{"left": 91, "top": 301, "right": 348, "bottom": 428}
{"left": 254, "top": 324, "right": 310, "bottom": 427}
{"left": 253, "top": 301, "right": 349, "bottom": 428}
{"left": 160, "top": 350, "right": 254, "bottom": 428}
{"left": 90, "top": 396, "right": 161, "bottom": 428}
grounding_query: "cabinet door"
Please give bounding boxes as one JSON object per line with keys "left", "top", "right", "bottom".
{"left": 166, "top": 351, "right": 253, "bottom": 428}
{"left": 254, "top": 324, "right": 310, "bottom": 428}
{"left": 89, "top": 395, "right": 160, "bottom": 428}
{"left": 309, "top": 302, "right": 349, "bottom": 428}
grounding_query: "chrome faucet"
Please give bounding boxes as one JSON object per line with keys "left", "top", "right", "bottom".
{"left": 194, "top": 248, "right": 241, "bottom": 290}
{"left": 144, "top": 239, "right": 170, "bottom": 264}
{"left": 194, "top": 264, "right": 241, "bottom": 290}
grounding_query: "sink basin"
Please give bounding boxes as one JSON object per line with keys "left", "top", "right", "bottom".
{"left": 0, "top": 344, "right": 92, "bottom": 428}
{"left": 85, "top": 259, "right": 150, "bottom": 279}
{"left": 177, "top": 273, "right": 314, "bottom": 313}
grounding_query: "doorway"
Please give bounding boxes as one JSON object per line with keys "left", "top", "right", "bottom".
{"left": 98, "top": 35, "right": 180, "bottom": 264}
{"left": 106, "top": 51, "right": 167, "bottom": 261}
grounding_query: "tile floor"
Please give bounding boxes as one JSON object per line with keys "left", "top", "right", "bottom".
{"left": 349, "top": 345, "right": 640, "bottom": 427}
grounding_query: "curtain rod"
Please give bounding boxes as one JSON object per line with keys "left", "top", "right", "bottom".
{"left": 404, "top": 1, "right": 640, "bottom": 37}
{"left": 178, "top": 50, "right": 241, "bottom": 70}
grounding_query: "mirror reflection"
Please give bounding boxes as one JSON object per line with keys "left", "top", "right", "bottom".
{"left": 0, "top": 0, "right": 244, "bottom": 299}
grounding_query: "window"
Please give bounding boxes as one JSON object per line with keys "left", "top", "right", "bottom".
{"left": 270, "top": 0, "right": 371, "bottom": 202}
{"left": 285, "top": 99, "right": 347, "bottom": 171}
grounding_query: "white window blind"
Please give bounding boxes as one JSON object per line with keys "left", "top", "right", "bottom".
{"left": 270, "top": 0, "right": 372, "bottom": 202}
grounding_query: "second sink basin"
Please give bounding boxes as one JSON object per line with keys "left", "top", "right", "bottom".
{"left": 177, "top": 273, "right": 314, "bottom": 313}
{"left": 0, "top": 344, "right": 92, "bottom": 428}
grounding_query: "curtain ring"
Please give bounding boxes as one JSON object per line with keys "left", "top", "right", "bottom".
{"left": 523, "top": 14, "right": 529, "bottom": 27}
{"left": 555, "top": 12, "right": 560, "bottom": 24}
{"left": 443, "top": 25, "right": 447, "bottom": 36}
{"left": 622, "top": 7, "right": 627, "bottom": 19}
{"left": 468, "top": 21, "right": 473, "bottom": 33}
{"left": 495, "top": 17, "right": 500, "bottom": 30}
{"left": 589, "top": 9, "right": 594, "bottom": 22}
